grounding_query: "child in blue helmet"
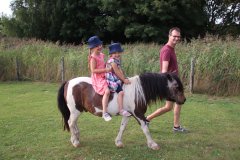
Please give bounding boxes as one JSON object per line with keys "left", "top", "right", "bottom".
{"left": 106, "top": 43, "right": 131, "bottom": 116}
{"left": 88, "top": 36, "right": 112, "bottom": 121}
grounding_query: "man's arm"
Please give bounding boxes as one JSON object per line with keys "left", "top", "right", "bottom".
{"left": 161, "top": 61, "right": 169, "bottom": 73}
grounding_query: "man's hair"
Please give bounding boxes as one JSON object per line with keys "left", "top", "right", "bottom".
{"left": 169, "top": 27, "right": 181, "bottom": 35}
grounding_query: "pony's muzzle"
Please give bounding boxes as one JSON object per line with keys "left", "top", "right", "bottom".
{"left": 177, "top": 97, "right": 186, "bottom": 105}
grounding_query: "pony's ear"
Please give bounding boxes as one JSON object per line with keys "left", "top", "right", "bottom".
{"left": 166, "top": 73, "right": 173, "bottom": 82}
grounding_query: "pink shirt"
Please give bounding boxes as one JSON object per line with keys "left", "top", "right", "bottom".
{"left": 90, "top": 53, "right": 108, "bottom": 95}
{"left": 160, "top": 44, "right": 178, "bottom": 76}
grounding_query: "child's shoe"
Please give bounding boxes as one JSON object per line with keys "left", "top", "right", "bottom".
{"left": 102, "top": 112, "right": 112, "bottom": 121}
{"left": 119, "top": 109, "right": 131, "bottom": 117}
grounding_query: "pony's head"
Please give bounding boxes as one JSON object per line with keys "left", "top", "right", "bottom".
{"left": 166, "top": 73, "right": 186, "bottom": 105}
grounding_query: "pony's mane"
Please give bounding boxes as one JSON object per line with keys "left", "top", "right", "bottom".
{"left": 128, "top": 76, "right": 146, "bottom": 107}
{"left": 139, "top": 72, "right": 169, "bottom": 104}
{"left": 121, "top": 73, "right": 184, "bottom": 114}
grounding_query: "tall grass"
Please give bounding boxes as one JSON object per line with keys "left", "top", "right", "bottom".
{"left": 177, "top": 35, "right": 240, "bottom": 95}
{"left": 0, "top": 36, "right": 239, "bottom": 95}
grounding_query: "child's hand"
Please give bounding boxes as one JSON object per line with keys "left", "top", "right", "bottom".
{"left": 123, "top": 78, "right": 131, "bottom": 84}
{"left": 106, "top": 67, "right": 112, "bottom": 72}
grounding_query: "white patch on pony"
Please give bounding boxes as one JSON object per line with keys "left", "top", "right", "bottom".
{"left": 107, "top": 92, "right": 120, "bottom": 115}
{"left": 130, "top": 76, "right": 146, "bottom": 106}
{"left": 107, "top": 76, "right": 146, "bottom": 116}
{"left": 66, "top": 77, "right": 92, "bottom": 112}
{"left": 167, "top": 79, "right": 178, "bottom": 89}
{"left": 70, "top": 77, "right": 92, "bottom": 85}
{"left": 94, "top": 107, "right": 103, "bottom": 113}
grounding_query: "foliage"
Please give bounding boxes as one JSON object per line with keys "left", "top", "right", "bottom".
{"left": 205, "top": 0, "right": 240, "bottom": 36}
{"left": 0, "top": 36, "right": 240, "bottom": 96}
{"left": 2, "top": 0, "right": 239, "bottom": 43}
{"left": 0, "top": 82, "right": 240, "bottom": 159}
{"left": 0, "top": 16, "right": 23, "bottom": 37}
{"left": 177, "top": 35, "right": 240, "bottom": 95}
{"left": 0, "top": 0, "right": 208, "bottom": 43}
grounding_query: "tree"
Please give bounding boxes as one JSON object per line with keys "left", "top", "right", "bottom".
{"left": 4, "top": 0, "right": 237, "bottom": 43}
{"left": 205, "top": 0, "right": 240, "bottom": 36}
{"left": 6, "top": 0, "right": 49, "bottom": 39}
{"left": 99, "top": 0, "right": 207, "bottom": 43}
{"left": 58, "top": 0, "right": 103, "bottom": 43}
{"left": 0, "top": 15, "right": 24, "bottom": 37}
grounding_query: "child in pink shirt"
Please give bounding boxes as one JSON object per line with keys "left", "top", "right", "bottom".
{"left": 88, "top": 36, "right": 112, "bottom": 121}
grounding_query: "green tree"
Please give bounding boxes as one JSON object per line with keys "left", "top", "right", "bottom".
{"left": 4, "top": 0, "right": 238, "bottom": 43}
{"left": 48, "top": 0, "right": 65, "bottom": 42}
{"left": 205, "top": 0, "right": 240, "bottom": 36}
{"left": 10, "top": 0, "right": 54, "bottom": 39}
{"left": 0, "top": 16, "right": 24, "bottom": 37}
{"left": 99, "top": 0, "right": 207, "bottom": 43}
{"left": 58, "top": 0, "right": 103, "bottom": 43}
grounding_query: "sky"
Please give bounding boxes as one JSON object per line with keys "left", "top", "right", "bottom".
{"left": 0, "top": 0, "right": 13, "bottom": 16}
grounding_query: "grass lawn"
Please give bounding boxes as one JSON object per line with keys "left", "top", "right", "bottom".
{"left": 0, "top": 82, "right": 240, "bottom": 160}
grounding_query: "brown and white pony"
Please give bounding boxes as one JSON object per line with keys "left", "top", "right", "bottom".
{"left": 57, "top": 72, "right": 186, "bottom": 150}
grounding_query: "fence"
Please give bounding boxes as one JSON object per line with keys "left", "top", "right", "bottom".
{"left": 13, "top": 56, "right": 197, "bottom": 94}
{"left": 1, "top": 37, "right": 240, "bottom": 96}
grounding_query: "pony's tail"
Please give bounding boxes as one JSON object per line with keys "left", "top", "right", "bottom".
{"left": 57, "top": 82, "right": 70, "bottom": 131}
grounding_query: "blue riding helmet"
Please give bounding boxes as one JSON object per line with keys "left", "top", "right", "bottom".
{"left": 87, "top": 36, "right": 102, "bottom": 49}
{"left": 109, "top": 43, "right": 124, "bottom": 54}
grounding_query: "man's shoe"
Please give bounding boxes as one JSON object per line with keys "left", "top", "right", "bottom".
{"left": 146, "top": 121, "right": 150, "bottom": 127}
{"left": 173, "top": 126, "right": 188, "bottom": 133}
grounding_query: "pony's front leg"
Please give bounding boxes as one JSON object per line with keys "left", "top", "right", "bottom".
{"left": 139, "top": 120, "right": 160, "bottom": 150}
{"left": 115, "top": 116, "right": 130, "bottom": 148}
{"left": 68, "top": 111, "right": 80, "bottom": 147}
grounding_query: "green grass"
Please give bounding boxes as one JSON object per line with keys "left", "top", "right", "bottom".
{"left": 0, "top": 82, "right": 240, "bottom": 160}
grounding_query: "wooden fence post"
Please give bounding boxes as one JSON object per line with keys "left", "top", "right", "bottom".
{"left": 16, "top": 57, "right": 20, "bottom": 81}
{"left": 61, "top": 56, "right": 65, "bottom": 82}
{"left": 190, "top": 57, "right": 195, "bottom": 94}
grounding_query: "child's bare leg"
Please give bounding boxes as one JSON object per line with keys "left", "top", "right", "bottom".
{"left": 102, "top": 88, "right": 110, "bottom": 113}
{"left": 117, "top": 91, "right": 124, "bottom": 111}
{"left": 102, "top": 88, "right": 111, "bottom": 121}
{"left": 118, "top": 91, "right": 131, "bottom": 116}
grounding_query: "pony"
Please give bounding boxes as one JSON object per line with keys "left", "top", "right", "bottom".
{"left": 57, "top": 72, "right": 186, "bottom": 150}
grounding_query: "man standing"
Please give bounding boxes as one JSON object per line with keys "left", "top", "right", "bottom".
{"left": 146, "top": 27, "right": 187, "bottom": 132}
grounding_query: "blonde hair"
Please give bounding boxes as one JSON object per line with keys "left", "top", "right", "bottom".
{"left": 88, "top": 49, "right": 92, "bottom": 73}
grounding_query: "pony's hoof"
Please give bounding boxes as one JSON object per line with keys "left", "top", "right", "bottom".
{"left": 151, "top": 145, "right": 160, "bottom": 150}
{"left": 115, "top": 140, "right": 124, "bottom": 148}
{"left": 148, "top": 143, "right": 160, "bottom": 150}
{"left": 71, "top": 139, "right": 80, "bottom": 148}
{"left": 72, "top": 142, "right": 80, "bottom": 148}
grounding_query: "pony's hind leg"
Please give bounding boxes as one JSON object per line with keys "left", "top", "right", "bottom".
{"left": 115, "top": 116, "right": 130, "bottom": 148}
{"left": 68, "top": 110, "right": 81, "bottom": 147}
